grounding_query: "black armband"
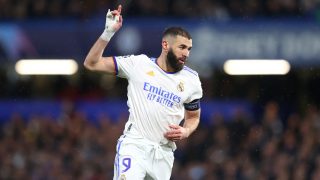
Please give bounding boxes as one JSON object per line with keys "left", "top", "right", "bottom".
{"left": 184, "top": 99, "right": 201, "bottom": 111}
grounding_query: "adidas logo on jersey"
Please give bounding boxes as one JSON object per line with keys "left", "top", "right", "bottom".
{"left": 146, "top": 71, "right": 155, "bottom": 77}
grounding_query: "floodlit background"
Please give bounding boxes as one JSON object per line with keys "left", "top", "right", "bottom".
{"left": 1, "top": 0, "right": 320, "bottom": 179}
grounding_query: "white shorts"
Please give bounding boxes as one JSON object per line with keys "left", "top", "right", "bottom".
{"left": 113, "top": 136, "right": 174, "bottom": 180}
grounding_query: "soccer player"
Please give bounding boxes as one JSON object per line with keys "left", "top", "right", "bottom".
{"left": 84, "top": 5, "right": 203, "bottom": 180}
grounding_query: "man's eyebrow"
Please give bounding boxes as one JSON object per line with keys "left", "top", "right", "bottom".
{"left": 179, "top": 44, "right": 192, "bottom": 49}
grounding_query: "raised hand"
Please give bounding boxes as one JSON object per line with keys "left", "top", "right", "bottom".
{"left": 100, "top": 5, "right": 123, "bottom": 41}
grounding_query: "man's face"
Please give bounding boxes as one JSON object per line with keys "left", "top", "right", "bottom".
{"left": 166, "top": 35, "right": 192, "bottom": 72}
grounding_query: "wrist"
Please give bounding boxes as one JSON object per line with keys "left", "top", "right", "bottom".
{"left": 100, "top": 29, "right": 115, "bottom": 42}
{"left": 184, "top": 127, "right": 191, "bottom": 138}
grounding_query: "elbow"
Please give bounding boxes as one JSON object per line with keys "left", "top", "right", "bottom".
{"left": 83, "top": 58, "right": 93, "bottom": 70}
{"left": 83, "top": 60, "right": 89, "bottom": 69}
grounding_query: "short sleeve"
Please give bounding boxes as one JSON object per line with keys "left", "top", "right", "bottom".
{"left": 186, "top": 77, "right": 203, "bottom": 103}
{"left": 113, "top": 55, "right": 137, "bottom": 78}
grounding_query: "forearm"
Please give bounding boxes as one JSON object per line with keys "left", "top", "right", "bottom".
{"left": 183, "top": 109, "right": 201, "bottom": 138}
{"left": 164, "top": 109, "right": 200, "bottom": 141}
{"left": 183, "top": 116, "right": 200, "bottom": 137}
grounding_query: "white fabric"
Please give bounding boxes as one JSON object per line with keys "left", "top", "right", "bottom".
{"left": 113, "top": 135, "right": 174, "bottom": 180}
{"left": 100, "top": 9, "right": 119, "bottom": 41}
{"left": 114, "top": 54, "right": 203, "bottom": 147}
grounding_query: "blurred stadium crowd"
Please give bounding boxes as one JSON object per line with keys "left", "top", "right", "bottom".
{"left": 1, "top": 101, "right": 320, "bottom": 179}
{"left": 0, "top": 0, "right": 319, "bottom": 20}
{"left": 1, "top": 68, "right": 320, "bottom": 111}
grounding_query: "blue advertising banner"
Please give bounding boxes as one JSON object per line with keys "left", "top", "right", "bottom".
{"left": 1, "top": 19, "right": 320, "bottom": 70}
{"left": 0, "top": 100, "right": 253, "bottom": 124}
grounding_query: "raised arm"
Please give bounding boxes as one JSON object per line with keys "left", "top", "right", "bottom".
{"left": 84, "top": 5, "right": 123, "bottom": 74}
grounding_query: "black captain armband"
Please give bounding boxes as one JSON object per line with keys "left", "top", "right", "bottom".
{"left": 184, "top": 99, "right": 201, "bottom": 111}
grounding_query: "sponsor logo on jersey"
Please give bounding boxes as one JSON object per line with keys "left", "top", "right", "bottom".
{"left": 143, "top": 82, "right": 181, "bottom": 107}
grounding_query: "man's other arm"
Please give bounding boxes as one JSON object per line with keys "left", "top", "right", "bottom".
{"left": 164, "top": 109, "right": 201, "bottom": 141}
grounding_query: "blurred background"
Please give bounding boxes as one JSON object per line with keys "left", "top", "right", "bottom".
{"left": 1, "top": 0, "right": 320, "bottom": 179}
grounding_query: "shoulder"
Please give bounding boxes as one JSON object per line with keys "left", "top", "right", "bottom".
{"left": 182, "top": 66, "right": 202, "bottom": 88}
{"left": 132, "top": 54, "right": 155, "bottom": 62}
{"left": 115, "top": 54, "right": 152, "bottom": 64}
{"left": 182, "top": 66, "right": 203, "bottom": 98}
{"left": 136, "top": 54, "right": 158, "bottom": 65}
{"left": 182, "top": 66, "right": 199, "bottom": 77}
{"left": 136, "top": 54, "right": 149, "bottom": 59}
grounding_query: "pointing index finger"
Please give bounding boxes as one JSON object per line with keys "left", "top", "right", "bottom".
{"left": 118, "top": 5, "right": 122, "bottom": 14}
{"left": 111, "top": 5, "right": 122, "bottom": 16}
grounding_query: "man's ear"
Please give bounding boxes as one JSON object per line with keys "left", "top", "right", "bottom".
{"left": 162, "top": 40, "right": 169, "bottom": 51}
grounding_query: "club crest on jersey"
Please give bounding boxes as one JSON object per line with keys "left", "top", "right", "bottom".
{"left": 177, "top": 82, "right": 184, "bottom": 92}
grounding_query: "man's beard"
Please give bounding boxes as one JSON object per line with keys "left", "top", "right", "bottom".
{"left": 167, "top": 49, "right": 184, "bottom": 72}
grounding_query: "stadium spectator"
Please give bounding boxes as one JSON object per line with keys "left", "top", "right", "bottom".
{"left": 0, "top": 0, "right": 318, "bottom": 20}
{"left": 1, "top": 102, "right": 320, "bottom": 179}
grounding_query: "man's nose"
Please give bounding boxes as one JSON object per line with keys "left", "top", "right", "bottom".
{"left": 183, "top": 50, "right": 190, "bottom": 57}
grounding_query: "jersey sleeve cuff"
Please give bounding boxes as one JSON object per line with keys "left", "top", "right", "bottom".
{"left": 112, "top": 56, "right": 119, "bottom": 75}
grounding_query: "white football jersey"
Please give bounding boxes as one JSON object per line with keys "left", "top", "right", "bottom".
{"left": 113, "top": 54, "right": 203, "bottom": 146}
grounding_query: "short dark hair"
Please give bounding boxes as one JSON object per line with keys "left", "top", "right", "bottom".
{"left": 163, "top": 27, "right": 192, "bottom": 40}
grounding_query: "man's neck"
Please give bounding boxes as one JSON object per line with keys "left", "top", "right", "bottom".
{"left": 157, "top": 54, "right": 174, "bottom": 72}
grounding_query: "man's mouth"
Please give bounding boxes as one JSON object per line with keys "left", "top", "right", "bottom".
{"left": 178, "top": 58, "right": 186, "bottom": 64}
